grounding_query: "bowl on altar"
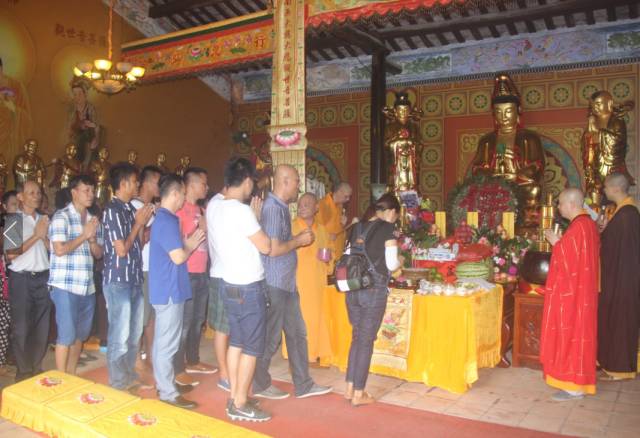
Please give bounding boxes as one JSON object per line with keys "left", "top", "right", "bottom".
{"left": 401, "top": 268, "right": 430, "bottom": 284}
{"left": 520, "top": 250, "right": 551, "bottom": 285}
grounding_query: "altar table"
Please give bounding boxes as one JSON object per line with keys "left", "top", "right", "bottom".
{"left": 325, "top": 284, "right": 503, "bottom": 394}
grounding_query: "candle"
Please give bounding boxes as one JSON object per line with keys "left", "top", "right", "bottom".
{"left": 502, "top": 212, "right": 515, "bottom": 239}
{"left": 466, "top": 211, "right": 478, "bottom": 228}
{"left": 435, "top": 211, "right": 446, "bottom": 238}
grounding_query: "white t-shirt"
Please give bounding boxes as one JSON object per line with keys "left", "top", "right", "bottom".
{"left": 206, "top": 193, "right": 225, "bottom": 278}
{"left": 208, "top": 198, "right": 263, "bottom": 285}
{"left": 130, "top": 198, "right": 155, "bottom": 272}
{"left": 9, "top": 211, "right": 50, "bottom": 273}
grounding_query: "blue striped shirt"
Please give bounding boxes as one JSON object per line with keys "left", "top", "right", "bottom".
{"left": 261, "top": 193, "right": 297, "bottom": 293}
{"left": 102, "top": 197, "right": 142, "bottom": 286}
{"left": 48, "top": 203, "right": 104, "bottom": 295}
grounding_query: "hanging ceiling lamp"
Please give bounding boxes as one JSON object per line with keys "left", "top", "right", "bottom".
{"left": 73, "top": 0, "right": 145, "bottom": 94}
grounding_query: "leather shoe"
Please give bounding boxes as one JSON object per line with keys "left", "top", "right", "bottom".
{"left": 164, "top": 396, "right": 198, "bottom": 410}
{"left": 177, "top": 384, "right": 194, "bottom": 395}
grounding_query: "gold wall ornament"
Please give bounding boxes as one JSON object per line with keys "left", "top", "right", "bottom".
{"left": 89, "top": 147, "right": 111, "bottom": 206}
{"left": 582, "top": 90, "right": 635, "bottom": 205}
{"left": 73, "top": 0, "right": 144, "bottom": 94}
{"left": 382, "top": 91, "right": 424, "bottom": 194}
{"left": 470, "top": 74, "right": 546, "bottom": 227}
{"left": 50, "top": 143, "right": 82, "bottom": 190}
{"left": 13, "top": 139, "right": 46, "bottom": 187}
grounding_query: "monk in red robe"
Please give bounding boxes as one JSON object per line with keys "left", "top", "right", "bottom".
{"left": 541, "top": 188, "right": 600, "bottom": 401}
{"left": 598, "top": 173, "right": 640, "bottom": 380}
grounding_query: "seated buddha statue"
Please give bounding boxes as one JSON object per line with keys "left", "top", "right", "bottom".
{"left": 13, "top": 139, "right": 46, "bottom": 187}
{"left": 471, "top": 74, "right": 545, "bottom": 227}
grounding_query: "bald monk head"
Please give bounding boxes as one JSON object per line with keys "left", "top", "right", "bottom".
{"left": 558, "top": 187, "right": 585, "bottom": 221}
{"left": 333, "top": 182, "right": 352, "bottom": 206}
{"left": 604, "top": 172, "right": 631, "bottom": 204}
{"left": 273, "top": 164, "right": 301, "bottom": 204}
{"left": 297, "top": 192, "right": 318, "bottom": 223}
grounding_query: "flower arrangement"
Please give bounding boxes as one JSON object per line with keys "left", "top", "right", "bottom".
{"left": 473, "top": 225, "right": 533, "bottom": 281}
{"left": 447, "top": 175, "right": 519, "bottom": 231}
{"left": 397, "top": 195, "right": 440, "bottom": 268}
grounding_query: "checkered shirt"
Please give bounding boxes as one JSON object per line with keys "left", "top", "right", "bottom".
{"left": 48, "top": 203, "right": 104, "bottom": 296}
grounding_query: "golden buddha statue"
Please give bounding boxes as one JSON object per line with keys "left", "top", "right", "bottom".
{"left": 13, "top": 139, "right": 46, "bottom": 187}
{"left": 471, "top": 74, "right": 545, "bottom": 226}
{"left": 582, "top": 90, "right": 635, "bottom": 205}
{"left": 89, "top": 147, "right": 112, "bottom": 206}
{"left": 156, "top": 152, "right": 170, "bottom": 174}
{"left": 252, "top": 139, "right": 273, "bottom": 198}
{"left": 50, "top": 143, "right": 82, "bottom": 189}
{"left": 382, "top": 92, "right": 424, "bottom": 193}
{"left": 175, "top": 155, "right": 191, "bottom": 177}
{"left": 127, "top": 149, "right": 138, "bottom": 167}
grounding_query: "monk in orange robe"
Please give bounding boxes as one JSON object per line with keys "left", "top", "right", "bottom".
{"left": 316, "top": 182, "right": 352, "bottom": 266}
{"left": 293, "top": 193, "right": 332, "bottom": 364}
{"left": 541, "top": 188, "right": 600, "bottom": 401}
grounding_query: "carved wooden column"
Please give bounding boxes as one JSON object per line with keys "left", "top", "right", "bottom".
{"left": 268, "top": 0, "right": 307, "bottom": 197}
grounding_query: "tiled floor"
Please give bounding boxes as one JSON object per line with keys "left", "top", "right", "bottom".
{"left": 1, "top": 342, "right": 639, "bottom": 437}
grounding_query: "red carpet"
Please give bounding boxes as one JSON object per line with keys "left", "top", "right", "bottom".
{"left": 82, "top": 367, "right": 564, "bottom": 438}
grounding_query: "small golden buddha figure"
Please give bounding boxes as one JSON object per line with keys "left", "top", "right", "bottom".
{"left": 89, "top": 147, "right": 112, "bottom": 206}
{"left": 156, "top": 152, "right": 170, "bottom": 174}
{"left": 127, "top": 149, "right": 138, "bottom": 167}
{"left": 471, "top": 74, "right": 545, "bottom": 226}
{"left": 13, "top": 139, "right": 46, "bottom": 187}
{"left": 175, "top": 155, "right": 191, "bottom": 177}
{"left": 252, "top": 140, "right": 273, "bottom": 198}
{"left": 50, "top": 143, "right": 82, "bottom": 189}
{"left": 582, "top": 90, "right": 635, "bottom": 205}
{"left": 383, "top": 91, "right": 424, "bottom": 193}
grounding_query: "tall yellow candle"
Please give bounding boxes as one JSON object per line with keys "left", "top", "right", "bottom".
{"left": 502, "top": 212, "right": 515, "bottom": 239}
{"left": 466, "top": 211, "right": 479, "bottom": 228}
{"left": 435, "top": 211, "right": 446, "bottom": 238}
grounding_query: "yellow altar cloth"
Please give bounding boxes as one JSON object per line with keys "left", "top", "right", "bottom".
{"left": 325, "top": 285, "right": 503, "bottom": 394}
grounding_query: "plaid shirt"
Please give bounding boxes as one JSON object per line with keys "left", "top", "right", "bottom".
{"left": 48, "top": 203, "right": 104, "bottom": 296}
{"left": 102, "top": 197, "right": 143, "bottom": 286}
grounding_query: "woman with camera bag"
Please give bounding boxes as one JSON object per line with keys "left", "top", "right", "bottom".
{"left": 343, "top": 193, "right": 402, "bottom": 406}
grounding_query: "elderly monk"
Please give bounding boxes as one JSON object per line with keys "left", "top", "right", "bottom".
{"left": 316, "top": 182, "right": 352, "bottom": 265}
{"left": 541, "top": 188, "right": 600, "bottom": 401}
{"left": 597, "top": 173, "right": 640, "bottom": 380}
{"left": 293, "top": 193, "right": 332, "bottom": 365}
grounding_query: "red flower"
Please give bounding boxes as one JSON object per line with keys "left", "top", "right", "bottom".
{"left": 419, "top": 210, "right": 435, "bottom": 223}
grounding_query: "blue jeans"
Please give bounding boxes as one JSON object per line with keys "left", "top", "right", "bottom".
{"left": 50, "top": 288, "right": 95, "bottom": 346}
{"left": 153, "top": 299, "right": 184, "bottom": 401}
{"left": 222, "top": 280, "right": 267, "bottom": 357}
{"left": 253, "top": 286, "right": 313, "bottom": 396}
{"left": 174, "top": 273, "right": 208, "bottom": 373}
{"left": 104, "top": 282, "right": 144, "bottom": 389}
{"left": 345, "top": 286, "right": 388, "bottom": 390}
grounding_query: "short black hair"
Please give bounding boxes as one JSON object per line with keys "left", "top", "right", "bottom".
{"left": 224, "top": 157, "right": 255, "bottom": 188}
{"left": 2, "top": 190, "right": 17, "bottom": 205}
{"left": 54, "top": 188, "right": 72, "bottom": 210}
{"left": 109, "top": 162, "right": 138, "bottom": 192}
{"left": 159, "top": 173, "right": 183, "bottom": 199}
{"left": 68, "top": 174, "right": 96, "bottom": 191}
{"left": 183, "top": 167, "right": 207, "bottom": 185}
{"left": 140, "top": 165, "right": 163, "bottom": 186}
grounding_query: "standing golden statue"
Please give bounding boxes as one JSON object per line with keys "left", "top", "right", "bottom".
{"left": 156, "top": 152, "right": 170, "bottom": 174}
{"left": 0, "top": 154, "right": 8, "bottom": 197}
{"left": 127, "top": 149, "right": 138, "bottom": 167}
{"left": 89, "top": 147, "right": 112, "bottom": 206}
{"left": 471, "top": 74, "right": 545, "bottom": 226}
{"left": 383, "top": 92, "right": 424, "bottom": 193}
{"left": 175, "top": 155, "right": 191, "bottom": 177}
{"left": 13, "top": 139, "right": 46, "bottom": 187}
{"left": 50, "top": 143, "right": 82, "bottom": 190}
{"left": 252, "top": 139, "right": 273, "bottom": 198}
{"left": 582, "top": 90, "right": 635, "bottom": 206}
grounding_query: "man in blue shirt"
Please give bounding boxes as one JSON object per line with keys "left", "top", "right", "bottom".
{"left": 102, "top": 163, "right": 153, "bottom": 391}
{"left": 150, "top": 174, "right": 204, "bottom": 410}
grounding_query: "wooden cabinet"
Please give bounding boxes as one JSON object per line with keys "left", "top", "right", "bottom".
{"left": 512, "top": 292, "right": 544, "bottom": 369}
{"left": 498, "top": 281, "right": 516, "bottom": 367}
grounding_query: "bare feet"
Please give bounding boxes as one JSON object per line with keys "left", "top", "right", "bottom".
{"left": 351, "top": 390, "right": 375, "bottom": 407}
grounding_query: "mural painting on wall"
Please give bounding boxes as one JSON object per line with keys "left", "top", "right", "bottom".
{"left": 0, "top": 8, "right": 35, "bottom": 164}
{"left": 67, "top": 79, "right": 102, "bottom": 169}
